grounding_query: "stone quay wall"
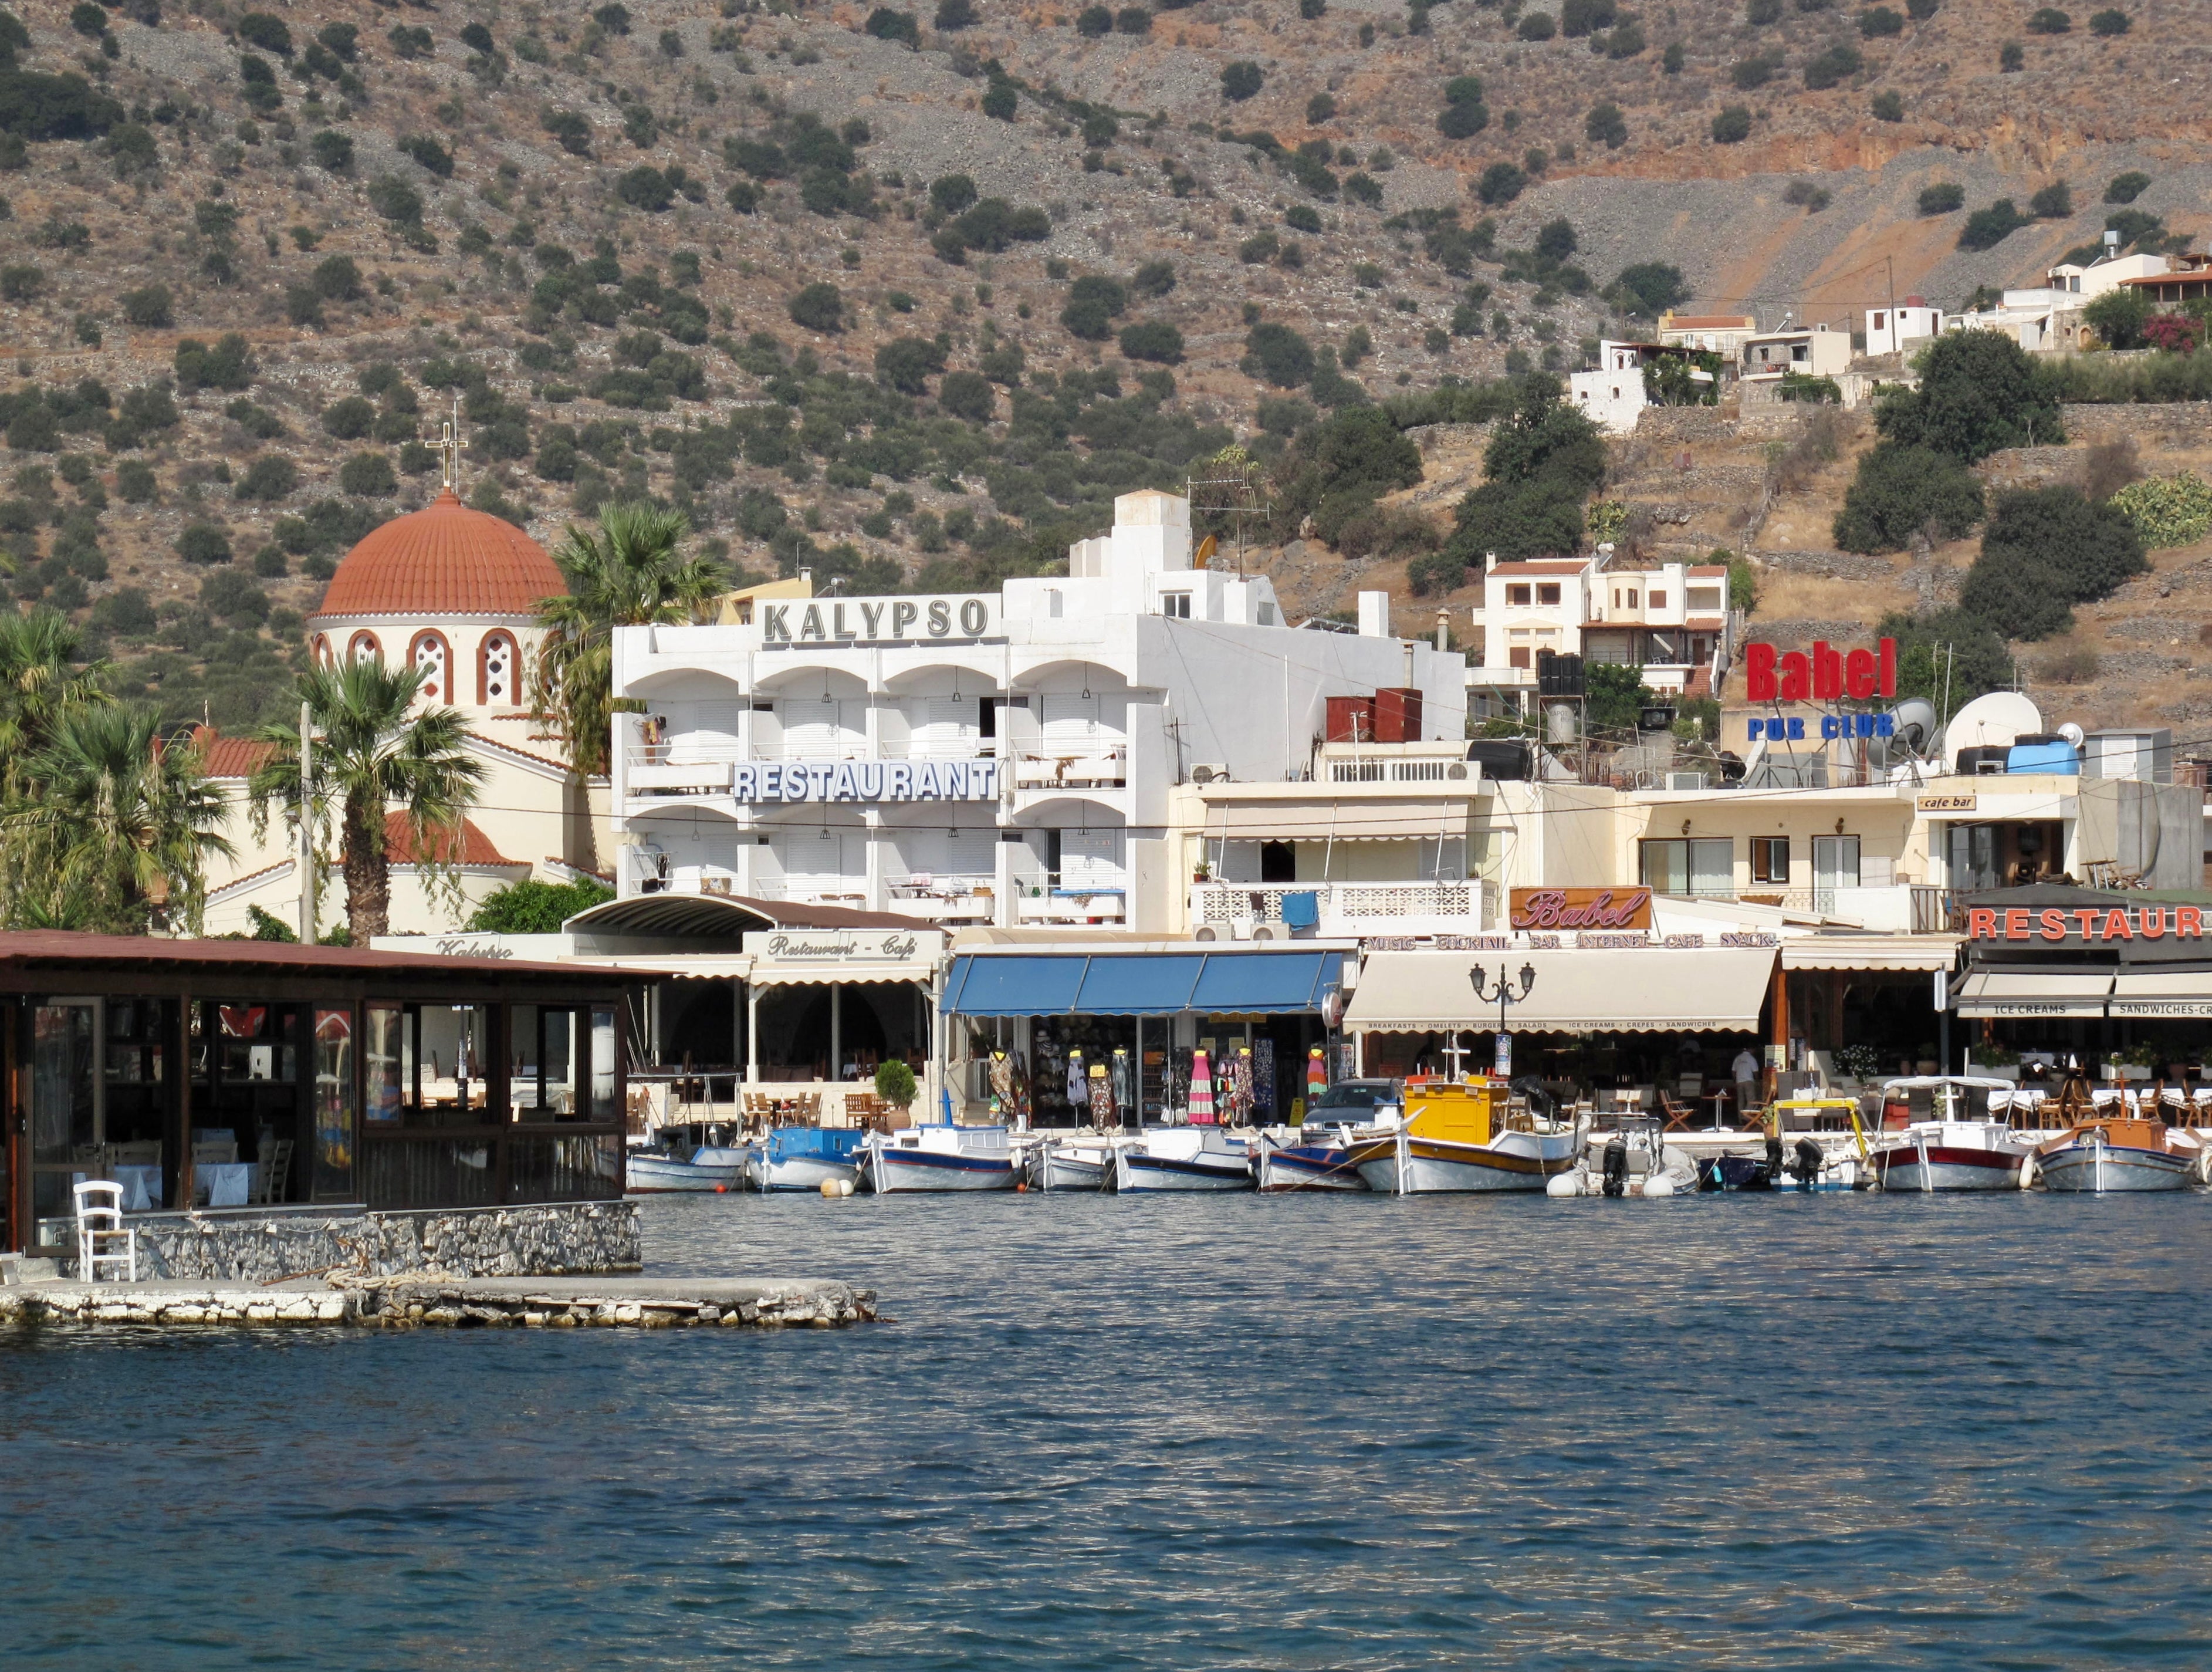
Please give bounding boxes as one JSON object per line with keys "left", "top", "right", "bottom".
{"left": 112, "top": 1200, "right": 641, "bottom": 1284}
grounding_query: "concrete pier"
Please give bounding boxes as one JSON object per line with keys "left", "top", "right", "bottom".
{"left": 0, "top": 1272, "right": 876, "bottom": 1330}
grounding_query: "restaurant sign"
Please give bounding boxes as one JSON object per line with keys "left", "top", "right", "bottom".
{"left": 743, "top": 928, "right": 945, "bottom": 963}
{"left": 760, "top": 595, "right": 997, "bottom": 645}
{"left": 1510, "top": 887, "right": 1653, "bottom": 932}
{"left": 1967, "top": 904, "right": 2208, "bottom": 944}
{"left": 733, "top": 759, "right": 999, "bottom": 803}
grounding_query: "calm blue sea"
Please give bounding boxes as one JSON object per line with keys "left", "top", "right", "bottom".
{"left": 5, "top": 1192, "right": 2210, "bottom": 1670}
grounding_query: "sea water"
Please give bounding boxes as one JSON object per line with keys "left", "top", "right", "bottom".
{"left": 5, "top": 1191, "right": 2209, "bottom": 1668}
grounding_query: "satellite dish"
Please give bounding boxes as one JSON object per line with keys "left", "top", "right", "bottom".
{"left": 1892, "top": 697, "right": 1939, "bottom": 756}
{"left": 1946, "top": 691, "right": 2041, "bottom": 768}
{"left": 2057, "top": 721, "right": 2085, "bottom": 747}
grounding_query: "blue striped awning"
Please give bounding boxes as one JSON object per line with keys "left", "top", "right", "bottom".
{"left": 941, "top": 950, "right": 1342, "bottom": 1017}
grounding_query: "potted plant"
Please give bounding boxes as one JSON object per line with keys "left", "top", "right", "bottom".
{"left": 874, "top": 1059, "right": 918, "bottom": 1129}
{"left": 1969, "top": 1043, "right": 2021, "bottom": 1082}
{"left": 2107, "top": 1042, "right": 2156, "bottom": 1082}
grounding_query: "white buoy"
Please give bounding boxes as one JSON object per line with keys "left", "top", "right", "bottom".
{"left": 821, "top": 1178, "right": 854, "bottom": 1198}
{"left": 1641, "top": 1174, "right": 1676, "bottom": 1198}
{"left": 1546, "top": 1171, "right": 1581, "bottom": 1198}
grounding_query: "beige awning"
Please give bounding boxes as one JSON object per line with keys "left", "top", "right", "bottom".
{"left": 2108, "top": 970, "right": 2212, "bottom": 1019}
{"left": 1782, "top": 934, "right": 1959, "bottom": 972}
{"left": 1200, "top": 799, "right": 1472, "bottom": 842}
{"left": 1953, "top": 970, "right": 2110, "bottom": 1018}
{"left": 1346, "top": 946, "right": 1777, "bottom": 1035}
{"left": 750, "top": 960, "right": 936, "bottom": 987}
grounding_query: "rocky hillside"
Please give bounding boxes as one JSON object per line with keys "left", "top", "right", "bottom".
{"left": 0, "top": 0, "right": 2203, "bottom": 731}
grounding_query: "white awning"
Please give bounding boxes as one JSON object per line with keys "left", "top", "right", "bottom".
{"left": 1782, "top": 935, "right": 1959, "bottom": 972}
{"left": 1953, "top": 970, "right": 2111, "bottom": 1018}
{"left": 1345, "top": 946, "right": 1777, "bottom": 1035}
{"left": 2108, "top": 970, "right": 2212, "bottom": 1019}
{"left": 1199, "top": 799, "right": 1472, "bottom": 842}
{"left": 749, "top": 958, "right": 936, "bottom": 987}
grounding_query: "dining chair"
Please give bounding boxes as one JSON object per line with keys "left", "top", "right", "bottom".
{"left": 72, "top": 1181, "right": 137, "bottom": 1283}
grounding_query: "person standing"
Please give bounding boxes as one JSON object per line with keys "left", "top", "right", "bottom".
{"left": 1732, "top": 1045, "right": 1760, "bottom": 1123}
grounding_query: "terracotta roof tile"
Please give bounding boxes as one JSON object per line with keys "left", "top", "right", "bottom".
{"left": 190, "top": 728, "right": 279, "bottom": 779}
{"left": 312, "top": 489, "right": 566, "bottom": 620}
{"left": 382, "top": 812, "right": 519, "bottom": 867}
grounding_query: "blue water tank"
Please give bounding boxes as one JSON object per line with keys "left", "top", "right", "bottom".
{"left": 2006, "top": 737, "right": 2080, "bottom": 775}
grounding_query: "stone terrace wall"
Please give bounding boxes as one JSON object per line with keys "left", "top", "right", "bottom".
{"left": 115, "top": 1201, "right": 641, "bottom": 1284}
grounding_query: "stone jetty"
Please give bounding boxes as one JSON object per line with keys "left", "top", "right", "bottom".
{"left": 0, "top": 1269, "right": 876, "bottom": 1330}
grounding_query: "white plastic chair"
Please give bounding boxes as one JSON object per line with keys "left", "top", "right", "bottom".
{"left": 72, "top": 1181, "right": 137, "bottom": 1283}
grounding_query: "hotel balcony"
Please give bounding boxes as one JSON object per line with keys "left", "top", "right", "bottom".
{"left": 1189, "top": 880, "right": 1496, "bottom": 939}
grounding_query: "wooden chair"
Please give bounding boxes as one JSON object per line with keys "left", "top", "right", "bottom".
{"left": 1657, "top": 1090, "right": 1698, "bottom": 1132}
{"left": 255, "top": 1139, "right": 294, "bottom": 1205}
{"left": 72, "top": 1181, "right": 136, "bottom": 1283}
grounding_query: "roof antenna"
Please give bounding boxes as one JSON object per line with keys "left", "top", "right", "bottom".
{"left": 436, "top": 393, "right": 467, "bottom": 495}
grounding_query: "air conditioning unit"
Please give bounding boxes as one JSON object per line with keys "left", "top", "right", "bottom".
{"left": 1193, "top": 924, "right": 1219, "bottom": 941}
{"left": 1190, "top": 763, "right": 1232, "bottom": 784}
{"left": 1249, "top": 923, "right": 1278, "bottom": 942}
{"left": 1666, "top": 771, "right": 1708, "bottom": 791}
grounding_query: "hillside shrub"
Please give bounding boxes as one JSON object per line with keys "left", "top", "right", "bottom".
{"left": 788, "top": 282, "right": 843, "bottom": 331}
{"left": 1831, "top": 443, "right": 1984, "bottom": 552}
{"left": 1119, "top": 320, "right": 1184, "bottom": 363}
{"left": 1476, "top": 161, "right": 1526, "bottom": 203}
{"left": 233, "top": 455, "right": 297, "bottom": 501}
{"left": 119, "top": 283, "right": 171, "bottom": 326}
{"left": 1606, "top": 262, "right": 1687, "bottom": 317}
{"left": 1957, "top": 485, "right": 2145, "bottom": 640}
{"left": 1802, "top": 41, "right": 1862, "bottom": 87}
{"left": 1585, "top": 102, "right": 1626, "bottom": 148}
{"left": 937, "top": 369, "right": 993, "bottom": 420}
{"left": 1712, "top": 105, "right": 1752, "bottom": 143}
{"left": 2025, "top": 6, "right": 2069, "bottom": 31}
{"left": 1871, "top": 90, "right": 1904, "bottom": 120}
{"left": 2105, "top": 170, "right": 2149, "bottom": 204}
{"left": 1859, "top": 5, "right": 1903, "bottom": 33}
{"left": 1221, "top": 61, "right": 1263, "bottom": 101}
{"left": 1517, "top": 11, "right": 1556, "bottom": 38}
{"left": 176, "top": 522, "right": 232, "bottom": 565}
{"left": 1917, "top": 183, "right": 1964, "bottom": 215}
{"left": 874, "top": 336, "right": 945, "bottom": 393}
{"left": 0, "top": 70, "right": 125, "bottom": 140}
{"left": 398, "top": 134, "right": 453, "bottom": 177}
{"left": 2109, "top": 473, "right": 2212, "bottom": 548}
{"left": 1879, "top": 330, "right": 2061, "bottom": 461}
{"left": 543, "top": 110, "right": 592, "bottom": 156}
{"left": 1243, "top": 322, "right": 1315, "bottom": 387}
{"left": 2028, "top": 181, "right": 2072, "bottom": 218}
{"left": 1879, "top": 609, "right": 2013, "bottom": 705}
{"left": 339, "top": 451, "right": 397, "bottom": 496}
{"left": 174, "top": 333, "right": 253, "bottom": 391}
{"left": 864, "top": 8, "right": 920, "bottom": 48}
{"left": 1440, "top": 376, "right": 1604, "bottom": 565}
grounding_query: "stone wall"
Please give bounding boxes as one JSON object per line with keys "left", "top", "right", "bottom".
{"left": 2059, "top": 403, "right": 2212, "bottom": 447}
{"left": 110, "top": 1200, "right": 641, "bottom": 1284}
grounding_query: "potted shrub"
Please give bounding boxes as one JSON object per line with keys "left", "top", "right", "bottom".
{"left": 874, "top": 1059, "right": 918, "bottom": 1129}
{"left": 1969, "top": 1043, "right": 2021, "bottom": 1082}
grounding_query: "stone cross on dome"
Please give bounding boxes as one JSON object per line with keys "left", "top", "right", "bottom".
{"left": 432, "top": 393, "right": 467, "bottom": 492}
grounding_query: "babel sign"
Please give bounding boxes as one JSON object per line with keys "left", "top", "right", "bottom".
{"left": 1744, "top": 637, "right": 1898, "bottom": 704}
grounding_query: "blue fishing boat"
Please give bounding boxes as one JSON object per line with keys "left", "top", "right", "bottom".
{"left": 627, "top": 1123, "right": 751, "bottom": 1193}
{"left": 754, "top": 1127, "right": 867, "bottom": 1193}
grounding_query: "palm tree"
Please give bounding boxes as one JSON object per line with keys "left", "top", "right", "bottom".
{"left": 251, "top": 659, "right": 486, "bottom": 943}
{"left": 0, "top": 608, "right": 109, "bottom": 799}
{"left": 531, "top": 501, "right": 725, "bottom": 778}
{"left": 11, "top": 706, "right": 234, "bottom": 933}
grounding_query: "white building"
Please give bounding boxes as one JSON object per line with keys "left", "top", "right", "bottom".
{"left": 1741, "top": 323, "right": 1853, "bottom": 382}
{"left": 607, "top": 490, "right": 1467, "bottom": 934}
{"left": 1863, "top": 297, "right": 1944, "bottom": 357}
{"left": 1467, "top": 552, "right": 1731, "bottom": 705}
{"left": 1568, "top": 340, "right": 1657, "bottom": 436}
{"left": 1657, "top": 313, "right": 1761, "bottom": 357}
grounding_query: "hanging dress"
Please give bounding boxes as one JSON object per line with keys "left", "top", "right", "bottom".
{"left": 1252, "top": 1048, "right": 1276, "bottom": 1122}
{"left": 1010, "top": 1053, "right": 1031, "bottom": 1126}
{"left": 1226, "top": 1049, "right": 1254, "bottom": 1125}
{"left": 1066, "top": 1049, "right": 1087, "bottom": 1112}
{"left": 1110, "top": 1048, "right": 1134, "bottom": 1122}
{"left": 1088, "top": 1062, "right": 1115, "bottom": 1126}
{"left": 1307, "top": 1046, "right": 1328, "bottom": 1099}
{"left": 1188, "top": 1049, "right": 1215, "bottom": 1124}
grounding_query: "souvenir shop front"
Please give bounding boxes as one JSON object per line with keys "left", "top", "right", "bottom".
{"left": 939, "top": 943, "right": 1351, "bottom": 1128}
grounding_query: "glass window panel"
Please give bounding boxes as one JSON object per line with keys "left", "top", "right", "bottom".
{"left": 365, "top": 1004, "right": 411, "bottom": 1123}
{"left": 313, "top": 1008, "right": 356, "bottom": 1200}
{"left": 32, "top": 1004, "right": 96, "bottom": 1163}
{"left": 1690, "top": 839, "right": 1734, "bottom": 897}
{"left": 1639, "top": 839, "right": 1688, "bottom": 895}
{"left": 546, "top": 1008, "right": 579, "bottom": 1120}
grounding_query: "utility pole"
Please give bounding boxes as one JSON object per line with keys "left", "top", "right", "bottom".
{"left": 297, "top": 698, "right": 316, "bottom": 943}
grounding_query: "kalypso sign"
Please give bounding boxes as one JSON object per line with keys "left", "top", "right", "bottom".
{"left": 733, "top": 758, "right": 1000, "bottom": 803}
{"left": 760, "top": 595, "right": 997, "bottom": 644}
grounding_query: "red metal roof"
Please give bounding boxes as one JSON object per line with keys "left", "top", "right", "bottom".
{"left": 0, "top": 930, "right": 627, "bottom": 982}
{"left": 312, "top": 489, "right": 566, "bottom": 620}
{"left": 1489, "top": 560, "right": 1590, "bottom": 576}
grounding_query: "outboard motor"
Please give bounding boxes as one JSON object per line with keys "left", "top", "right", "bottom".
{"left": 1790, "top": 1138, "right": 1825, "bottom": 1189}
{"left": 1602, "top": 1132, "right": 1629, "bottom": 1197}
{"left": 1757, "top": 1132, "right": 1785, "bottom": 1188}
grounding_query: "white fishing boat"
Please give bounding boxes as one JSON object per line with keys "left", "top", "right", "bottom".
{"left": 1252, "top": 1129, "right": 1369, "bottom": 1191}
{"left": 625, "top": 1124, "right": 750, "bottom": 1193}
{"left": 1348, "top": 1080, "right": 1581, "bottom": 1194}
{"left": 1581, "top": 1115, "right": 1699, "bottom": 1197}
{"left": 1112, "top": 1127, "right": 1255, "bottom": 1191}
{"left": 2035, "top": 1113, "right": 2204, "bottom": 1193}
{"left": 1869, "top": 1076, "right": 2031, "bottom": 1193}
{"left": 754, "top": 1127, "right": 866, "bottom": 1193}
{"left": 865, "top": 1124, "right": 1022, "bottom": 1193}
{"left": 1031, "top": 1134, "right": 1114, "bottom": 1191}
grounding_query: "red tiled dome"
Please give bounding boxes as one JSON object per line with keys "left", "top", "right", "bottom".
{"left": 312, "top": 489, "right": 566, "bottom": 619}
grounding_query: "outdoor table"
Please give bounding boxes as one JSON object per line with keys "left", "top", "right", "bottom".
{"left": 74, "top": 1166, "right": 161, "bottom": 1212}
{"left": 196, "top": 1161, "right": 253, "bottom": 1208}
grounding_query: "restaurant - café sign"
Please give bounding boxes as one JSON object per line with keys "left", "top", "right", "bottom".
{"left": 760, "top": 595, "right": 997, "bottom": 644}
{"left": 733, "top": 759, "right": 1000, "bottom": 803}
{"left": 1510, "top": 887, "right": 1653, "bottom": 931}
{"left": 743, "top": 928, "right": 943, "bottom": 963}
{"left": 1967, "top": 904, "right": 2208, "bottom": 944}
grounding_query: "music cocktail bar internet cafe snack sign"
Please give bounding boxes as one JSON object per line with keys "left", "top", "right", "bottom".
{"left": 1740, "top": 636, "right": 1900, "bottom": 743}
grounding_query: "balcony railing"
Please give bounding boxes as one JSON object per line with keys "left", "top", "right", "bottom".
{"left": 1013, "top": 747, "right": 1128, "bottom": 790}
{"left": 1017, "top": 889, "right": 1128, "bottom": 924}
{"left": 1193, "top": 880, "right": 1490, "bottom": 927}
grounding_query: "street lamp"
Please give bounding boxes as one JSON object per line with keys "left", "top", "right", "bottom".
{"left": 1471, "top": 962, "right": 1537, "bottom": 1080}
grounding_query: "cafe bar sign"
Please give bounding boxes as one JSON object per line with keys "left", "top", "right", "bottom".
{"left": 760, "top": 595, "right": 997, "bottom": 645}
{"left": 1510, "top": 887, "right": 1653, "bottom": 932}
{"left": 734, "top": 758, "right": 1000, "bottom": 803}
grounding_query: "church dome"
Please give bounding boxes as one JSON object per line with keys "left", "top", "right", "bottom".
{"left": 312, "top": 489, "right": 566, "bottom": 620}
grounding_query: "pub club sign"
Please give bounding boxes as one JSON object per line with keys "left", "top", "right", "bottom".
{"left": 1741, "top": 636, "right": 1900, "bottom": 742}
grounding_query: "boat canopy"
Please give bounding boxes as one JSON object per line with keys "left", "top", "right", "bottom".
{"left": 940, "top": 948, "right": 1344, "bottom": 1018}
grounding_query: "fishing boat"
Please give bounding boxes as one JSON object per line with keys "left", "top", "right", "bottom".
{"left": 1348, "top": 1079, "right": 1582, "bottom": 1194}
{"left": 753, "top": 1126, "right": 867, "bottom": 1193}
{"left": 1031, "top": 1133, "right": 1114, "bottom": 1191}
{"left": 2035, "top": 1113, "right": 2204, "bottom": 1192}
{"left": 1111, "top": 1127, "right": 1256, "bottom": 1191}
{"left": 1869, "top": 1076, "right": 2032, "bottom": 1193}
{"left": 625, "top": 1123, "right": 751, "bottom": 1193}
{"left": 864, "top": 1124, "right": 1021, "bottom": 1193}
{"left": 1252, "top": 1129, "right": 1369, "bottom": 1191}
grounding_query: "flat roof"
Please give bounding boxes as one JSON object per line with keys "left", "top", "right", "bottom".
{"left": 1490, "top": 561, "right": 1589, "bottom": 576}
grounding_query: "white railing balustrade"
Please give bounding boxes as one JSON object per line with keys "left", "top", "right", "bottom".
{"left": 1191, "top": 880, "right": 1493, "bottom": 927}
